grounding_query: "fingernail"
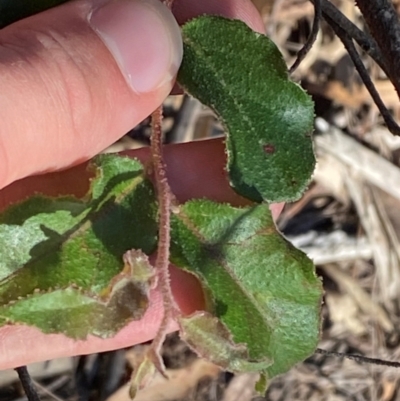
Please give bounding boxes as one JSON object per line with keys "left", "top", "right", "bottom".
{"left": 89, "top": 0, "right": 182, "bottom": 93}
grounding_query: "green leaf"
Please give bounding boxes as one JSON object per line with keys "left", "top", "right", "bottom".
{"left": 0, "top": 155, "right": 158, "bottom": 338}
{"left": 179, "top": 312, "right": 272, "bottom": 372}
{"left": 170, "top": 200, "right": 322, "bottom": 378}
{"left": 0, "top": 250, "right": 156, "bottom": 338}
{"left": 178, "top": 16, "right": 316, "bottom": 203}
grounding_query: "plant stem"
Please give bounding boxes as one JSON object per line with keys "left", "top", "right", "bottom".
{"left": 309, "top": 0, "right": 386, "bottom": 74}
{"left": 311, "top": 0, "right": 400, "bottom": 135}
{"left": 15, "top": 366, "right": 41, "bottom": 401}
{"left": 325, "top": 16, "right": 400, "bottom": 136}
{"left": 316, "top": 348, "right": 400, "bottom": 368}
{"left": 290, "top": 0, "right": 321, "bottom": 74}
{"left": 355, "top": 0, "right": 400, "bottom": 99}
{"left": 149, "top": 106, "right": 177, "bottom": 372}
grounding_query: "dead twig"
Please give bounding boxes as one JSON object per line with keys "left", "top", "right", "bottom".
{"left": 316, "top": 348, "right": 400, "bottom": 369}
{"left": 309, "top": 0, "right": 386, "bottom": 72}
{"left": 324, "top": 16, "right": 400, "bottom": 136}
{"left": 15, "top": 366, "right": 41, "bottom": 401}
{"left": 355, "top": 0, "right": 400, "bottom": 99}
{"left": 290, "top": 0, "right": 322, "bottom": 73}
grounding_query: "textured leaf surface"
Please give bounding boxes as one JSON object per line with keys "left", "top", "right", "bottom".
{"left": 0, "top": 155, "right": 158, "bottom": 338}
{"left": 171, "top": 200, "right": 322, "bottom": 378}
{"left": 178, "top": 16, "right": 315, "bottom": 202}
{"left": 179, "top": 312, "right": 272, "bottom": 372}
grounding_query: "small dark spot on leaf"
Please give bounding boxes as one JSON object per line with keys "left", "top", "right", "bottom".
{"left": 215, "top": 299, "right": 228, "bottom": 316}
{"left": 263, "top": 144, "right": 275, "bottom": 154}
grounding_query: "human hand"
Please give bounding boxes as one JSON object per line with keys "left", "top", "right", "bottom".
{"left": 0, "top": 0, "right": 281, "bottom": 369}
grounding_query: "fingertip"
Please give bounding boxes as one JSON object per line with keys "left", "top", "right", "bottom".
{"left": 270, "top": 202, "right": 285, "bottom": 220}
{"left": 170, "top": 265, "right": 205, "bottom": 315}
{"left": 89, "top": 0, "right": 183, "bottom": 94}
{"left": 0, "top": 0, "right": 182, "bottom": 188}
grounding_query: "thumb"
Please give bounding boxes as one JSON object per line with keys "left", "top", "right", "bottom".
{"left": 0, "top": 0, "right": 182, "bottom": 188}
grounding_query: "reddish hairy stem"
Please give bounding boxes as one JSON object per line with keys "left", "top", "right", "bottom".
{"left": 149, "top": 106, "right": 177, "bottom": 370}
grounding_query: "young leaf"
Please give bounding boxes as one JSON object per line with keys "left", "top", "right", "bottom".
{"left": 179, "top": 312, "right": 272, "bottom": 372}
{"left": 129, "top": 353, "right": 157, "bottom": 399}
{"left": 170, "top": 200, "right": 322, "bottom": 378}
{"left": 0, "top": 155, "right": 158, "bottom": 338}
{"left": 178, "top": 16, "right": 315, "bottom": 203}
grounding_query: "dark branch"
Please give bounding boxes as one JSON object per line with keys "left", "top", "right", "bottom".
{"left": 316, "top": 348, "right": 400, "bottom": 368}
{"left": 325, "top": 16, "right": 400, "bottom": 136}
{"left": 15, "top": 366, "right": 41, "bottom": 401}
{"left": 290, "top": 0, "right": 322, "bottom": 73}
{"left": 355, "top": 0, "right": 400, "bottom": 98}
{"left": 309, "top": 0, "right": 387, "bottom": 74}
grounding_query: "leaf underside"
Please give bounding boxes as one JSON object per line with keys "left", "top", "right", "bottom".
{"left": 178, "top": 16, "right": 316, "bottom": 203}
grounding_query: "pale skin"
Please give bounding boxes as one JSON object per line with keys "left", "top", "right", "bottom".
{"left": 0, "top": 0, "right": 283, "bottom": 369}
